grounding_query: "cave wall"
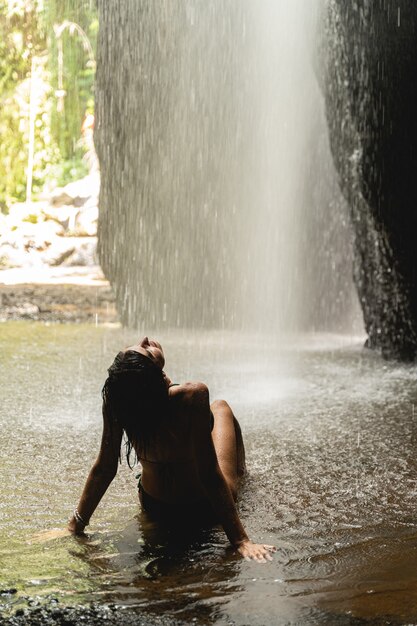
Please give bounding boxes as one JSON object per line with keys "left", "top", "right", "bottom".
{"left": 324, "top": 0, "right": 417, "bottom": 359}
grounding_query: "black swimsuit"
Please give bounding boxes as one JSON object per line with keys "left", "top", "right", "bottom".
{"left": 137, "top": 476, "right": 217, "bottom": 524}
{"left": 137, "top": 386, "right": 216, "bottom": 523}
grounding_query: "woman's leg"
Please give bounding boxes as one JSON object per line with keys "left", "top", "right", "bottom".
{"left": 210, "top": 399, "right": 246, "bottom": 501}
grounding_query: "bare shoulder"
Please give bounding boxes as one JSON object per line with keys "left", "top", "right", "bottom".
{"left": 174, "top": 381, "right": 209, "bottom": 406}
{"left": 170, "top": 382, "right": 211, "bottom": 434}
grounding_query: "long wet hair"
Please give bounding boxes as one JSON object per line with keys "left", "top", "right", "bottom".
{"left": 102, "top": 349, "right": 170, "bottom": 466}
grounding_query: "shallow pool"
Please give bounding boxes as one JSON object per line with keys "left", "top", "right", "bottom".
{"left": 1, "top": 322, "right": 417, "bottom": 624}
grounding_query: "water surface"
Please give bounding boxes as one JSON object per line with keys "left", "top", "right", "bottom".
{"left": 1, "top": 322, "right": 417, "bottom": 624}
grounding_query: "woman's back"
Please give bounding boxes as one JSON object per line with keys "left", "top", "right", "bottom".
{"left": 137, "top": 384, "right": 207, "bottom": 503}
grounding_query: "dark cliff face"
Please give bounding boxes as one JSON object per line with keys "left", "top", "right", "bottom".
{"left": 324, "top": 0, "right": 417, "bottom": 359}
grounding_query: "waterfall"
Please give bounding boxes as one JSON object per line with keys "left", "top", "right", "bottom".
{"left": 96, "top": 0, "right": 360, "bottom": 332}
{"left": 239, "top": 0, "right": 331, "bottom": 331}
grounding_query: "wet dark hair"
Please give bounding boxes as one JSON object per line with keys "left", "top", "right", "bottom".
{"left": 102, "top": 350, "right": 170, "bottom": 466}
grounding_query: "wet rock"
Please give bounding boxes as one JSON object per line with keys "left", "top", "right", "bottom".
{"left": 2, "top": 602, "right": 183, "bottom": 625}
{"left": 324, "top": 0, "right": 417, "bottom": 359}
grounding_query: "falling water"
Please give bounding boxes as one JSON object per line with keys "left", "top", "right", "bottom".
{"left": 96, "top": 0, "right": 360, "bottom": 331}
{"left": 237, "top": 1, "right": 339, "bottom": 331}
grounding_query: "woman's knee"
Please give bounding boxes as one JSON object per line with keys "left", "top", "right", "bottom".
{"left": 211, "top": 399, "right": 231, "bottom": 413}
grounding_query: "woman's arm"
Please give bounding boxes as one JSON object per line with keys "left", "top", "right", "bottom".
{"left": 188, "top": 385, "right": 275, "bottom": 562}
{"left": 68, "top": 403, "right": 123, "bottom": 534}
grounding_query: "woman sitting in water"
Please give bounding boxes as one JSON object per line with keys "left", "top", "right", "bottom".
{"left": 68, "top": 337, "right": 275, "bottom": 562}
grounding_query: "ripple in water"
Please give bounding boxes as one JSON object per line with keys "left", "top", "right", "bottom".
{"left": 2, "top": 324, "right": 417, "bottom": 623}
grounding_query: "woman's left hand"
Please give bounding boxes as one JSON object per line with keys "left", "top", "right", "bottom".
{"left": 236, "top": 540, "right": 276, "bottom": 562}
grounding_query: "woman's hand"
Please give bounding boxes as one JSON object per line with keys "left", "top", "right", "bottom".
{"left": 236, "top": 540, "right": 276, "bottom": 562}
{"left": 68, "top": 514, "right": 87, "bottom": 535}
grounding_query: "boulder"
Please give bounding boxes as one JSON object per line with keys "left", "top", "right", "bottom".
{"left": 50, "top": 191, "right": 75, "bottom": 207}
{"left": 49, "top": 173, "right": 99, "bottom": 207}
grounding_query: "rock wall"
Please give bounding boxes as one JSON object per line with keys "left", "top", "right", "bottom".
{"left": 324, "top": 0, "right": 417, "bottom": 359}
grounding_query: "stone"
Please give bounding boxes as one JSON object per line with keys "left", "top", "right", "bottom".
{"left": 324, "top": 0, "right": 417, "bottom": 359}
{"left": 41, "top": 205, "right": 79, "bottom": 232}
{"left": 73, "top": 205, "right": 98, "bottom": 237}
{"left": 5, "top": 302, "right": 40, "bottom": 318}
{"left": 49, "top": 173, "right": 99, "bottom": 208}
{"left": 50, "top": 191, "right": 74, "bottom": 207}
{"left": 62, "top": 238, "right": 97, "bottom": 266}
{"left": 42, "top": 239, "right": 77, "bottom": 266}
{"left": 48, "top": 247, "right": 76, "bottom": 266}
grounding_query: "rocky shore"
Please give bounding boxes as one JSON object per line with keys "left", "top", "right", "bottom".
{"left": 0, "top": 601, "right": 182, "bottom": 626}
{"left": 0, "top": 278, "right": 117, "bottom": 323}
{"left": 0, "top": 174, "right": 118, "bottom": 324}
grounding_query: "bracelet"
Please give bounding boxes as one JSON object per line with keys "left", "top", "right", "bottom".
{"left": 73, "top": 509, "right": 88, "bottom": 526}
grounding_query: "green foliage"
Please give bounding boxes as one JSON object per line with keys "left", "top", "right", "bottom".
{"left": 44, "top": 0, "right": 97, "bottom": 161}
{"left": 0, "top": 0, "right": 97, "bottom": 211}
{"left": 41, "top": 151, "right": 89, "bottom": 190}
{"left": 0, "top": 0, "right": 46, "bottom": 209}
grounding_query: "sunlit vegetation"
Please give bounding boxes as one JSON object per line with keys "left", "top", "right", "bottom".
{"left": 0, "top": 0, "right": 97, "bottom": 212}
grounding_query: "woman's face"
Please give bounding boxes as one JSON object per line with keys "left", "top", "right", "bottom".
{"left": 127, "top": 336, "right": 165, "bottom": 369}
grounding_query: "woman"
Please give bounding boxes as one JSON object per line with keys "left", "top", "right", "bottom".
{"left": 68, "top": 337, "right": 275, "bottom": 562}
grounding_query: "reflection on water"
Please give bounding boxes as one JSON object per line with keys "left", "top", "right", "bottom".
{"left": 1, "top": 322, "right": 417, "bottom": 624}
{"left": 74, "top": 515, "right": 242, "bottom": 623}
